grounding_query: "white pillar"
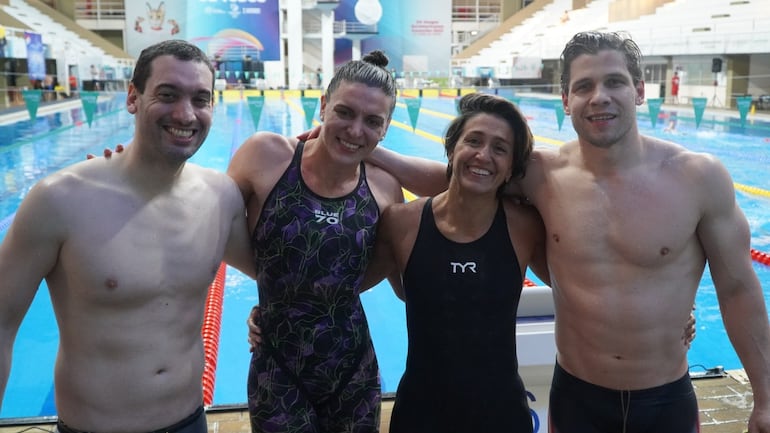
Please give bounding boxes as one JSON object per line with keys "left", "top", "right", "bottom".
{"left": 321, "top": 9, "right": 334, "bottom": 90}
{"left": 287, "top": 0, "right": 304, "bottom": 89}
{"left": 351, "top": 39, "right": 362, "bottom": 61}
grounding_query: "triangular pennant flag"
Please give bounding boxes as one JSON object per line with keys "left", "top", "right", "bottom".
{"left": 21, "top": 89, "right": 42, "bottom": 121}
{"left": 553, "top": 100, "right": 565, "bottom": 131}
{"left": 246, "top": 96, "right": 265, "bottom": 130}
{"left": 300, "top": 96, "right": 319, "bottom": 129}
{"left": 736, "top": 95, "right": 753, "bottom": 128}
{"left": 691, "top": 97, "right": 708, "bottom": 128}
{"left": 646, "top": 98, "right": 663, "bottom": 128}
{"left": 405, "top": 98, "right": 422, "bottom": 131}
{"left": 80, "top": 91, "right": 99, "bottom": 127}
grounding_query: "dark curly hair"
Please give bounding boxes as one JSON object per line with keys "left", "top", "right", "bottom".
{"left": 444, "top": 93, "right": 533, "bottom": 196}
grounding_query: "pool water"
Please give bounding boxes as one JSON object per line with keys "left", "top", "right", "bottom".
{"left": 1, "top": 91, "right": 769, "bottom": 418}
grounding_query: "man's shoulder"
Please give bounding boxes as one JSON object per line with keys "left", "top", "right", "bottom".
{"left": 644, "top": 135, "right": 715, "bottom": 165}
{"left": 185, "top": 164, "right": 241, "bottom": 194}
{"left": 38, "top": 158, "right": 111, "bottom": 189}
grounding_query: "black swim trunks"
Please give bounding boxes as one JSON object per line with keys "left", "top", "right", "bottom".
{"left": 56, "top": 405, "right": 207, "bottom": 433}
{"left": 549, "top": 362, "right": 699, "bottom": 433}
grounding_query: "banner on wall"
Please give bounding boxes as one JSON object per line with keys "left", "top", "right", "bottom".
{"left": 333, "top": 0, "right": 452, "bottom": 74}
{"left": 126, "top": 0, "right": 281, "bottom": 62}
{"left": 24, "top": 31, "right": 45, "bottom": 81}
{"left": 187, "top": 0, "right": 280, "bottom": 62}
{"left": 125, "top": 0, "right": 186, "bottom": 57}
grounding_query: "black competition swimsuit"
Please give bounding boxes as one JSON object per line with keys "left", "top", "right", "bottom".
{"left": 389, "top": 198, "right": 533, "bottom": 433}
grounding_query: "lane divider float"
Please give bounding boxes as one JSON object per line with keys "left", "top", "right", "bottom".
{"left": 201, "top": 262, "right": 227, "bottom": 406}
{"left": 751, "top": 248, "right": 770, "bottom": 267}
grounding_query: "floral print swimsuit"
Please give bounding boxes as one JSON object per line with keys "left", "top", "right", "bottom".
{"left": 247, "top": 142, "right": 381, "bottom": 433}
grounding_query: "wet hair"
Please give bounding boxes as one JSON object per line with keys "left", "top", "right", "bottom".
{"left": 444, "top": 93, "right": 533, "bottom": 194}
{"left": 131, "top": 39, "right": 215, "bottom": 94}
{"left": 559, "top": 31, "right": 643, "bottom": 95}
{"left": 324, "top": 50, "right": 398, "bottom": 115}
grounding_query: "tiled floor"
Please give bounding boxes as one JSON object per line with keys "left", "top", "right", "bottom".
{"left": 0, "top": 370, "right": 754, "bottom": 433}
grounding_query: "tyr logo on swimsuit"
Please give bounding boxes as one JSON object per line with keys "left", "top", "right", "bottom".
{"left": 450, "top": 262, "right": 477, "bottom": 273}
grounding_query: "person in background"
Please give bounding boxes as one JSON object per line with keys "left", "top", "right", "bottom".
{"left": 364, "top": 31, "right": 770, "bottom": 433}
{"left": 0, "top": 39, "right": 255, "bottom": 433}
{"left": 671, "top": 70, "right": 680, "bottom": 104}
{"left": 362, "top": 92, "right": 547, "bottom": 432}
{"left": 228, "top": 50, "right": 404, "bottom": 433}
{"left": 68, "top": 73, "right": 78, "bottom": 98}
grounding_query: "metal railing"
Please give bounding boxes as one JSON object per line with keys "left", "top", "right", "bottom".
{"left": 73, "top": 0, "right": 125, "bottom": 21}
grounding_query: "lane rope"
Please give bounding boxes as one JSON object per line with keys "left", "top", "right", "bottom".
{"left": 201, "top": 262, "right": 227, "bottom": 406}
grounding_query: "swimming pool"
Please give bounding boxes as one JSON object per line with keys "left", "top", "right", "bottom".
{"left": 1, "top": 90, "right": 769, "bottom": 419}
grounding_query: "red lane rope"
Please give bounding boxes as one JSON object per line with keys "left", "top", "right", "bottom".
{"left": 751, "top": 248, "right": 770, "bottom": 266}
{"left": 201, "top": 262, "right": 227, "bottom": 406}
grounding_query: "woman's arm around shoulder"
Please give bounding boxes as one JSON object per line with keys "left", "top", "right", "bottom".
{"left": 367, "top": 146, "right": 448, "bottom": 197}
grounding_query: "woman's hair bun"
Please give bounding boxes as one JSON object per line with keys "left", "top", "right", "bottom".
{"left": 362, "top": 50, "right": 389, "bottom": 68}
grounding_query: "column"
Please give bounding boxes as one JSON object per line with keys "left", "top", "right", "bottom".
{"left": 287, "top": 0, "right": 304, "bottom": 89}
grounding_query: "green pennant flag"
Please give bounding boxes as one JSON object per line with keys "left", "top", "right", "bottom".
{"left": 736, "top": 95, "right": 753, "bottom": 128}
{"left": 405, "top": 97, "right": 422, "bottom": 131}
{"left": 646, "top": 98, "right": 663, "bottom": 128}
{"left": 80, "top": 91, "right": 99, "bottom": 127}
{"left": 246, "top": 96, "right": 265, "bottom": 130}
{"left": 553, "top": 100, "right": 565, "bottom": 131}
{"left": 21, "top": 89, "right": 42, "bottom": 121}
{"left": 691, "top": 97, "right": 708, "bottom": 128}
{"left": 300, "top": 96, "right": 319, "bottom": 129}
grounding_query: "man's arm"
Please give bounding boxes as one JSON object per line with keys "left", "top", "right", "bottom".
{"left": 221, "top": 175, "right": 256, "bottom": 279}
{"left": 697, "top": 156, "right": 770, "bottom": 429}
{"left": 0, "top": 181, "right": 62, "bottom": 409}
{"left": 367, "top": 146, "right": 448, "bottom": 197}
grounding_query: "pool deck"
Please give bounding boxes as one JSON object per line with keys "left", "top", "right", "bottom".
{"left": 0, "top": 370, "right": 756, "bottom": 433}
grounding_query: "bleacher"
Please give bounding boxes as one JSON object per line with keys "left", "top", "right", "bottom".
{"left": 1, "top": 0, "right": 131, "bottom": 65}
{"left": 460, "top": 0, "right": 770, "bottom": 68}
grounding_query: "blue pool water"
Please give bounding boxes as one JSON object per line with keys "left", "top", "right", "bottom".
{"left": 1, "top": 91, "right": 769, "bottom": 418}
